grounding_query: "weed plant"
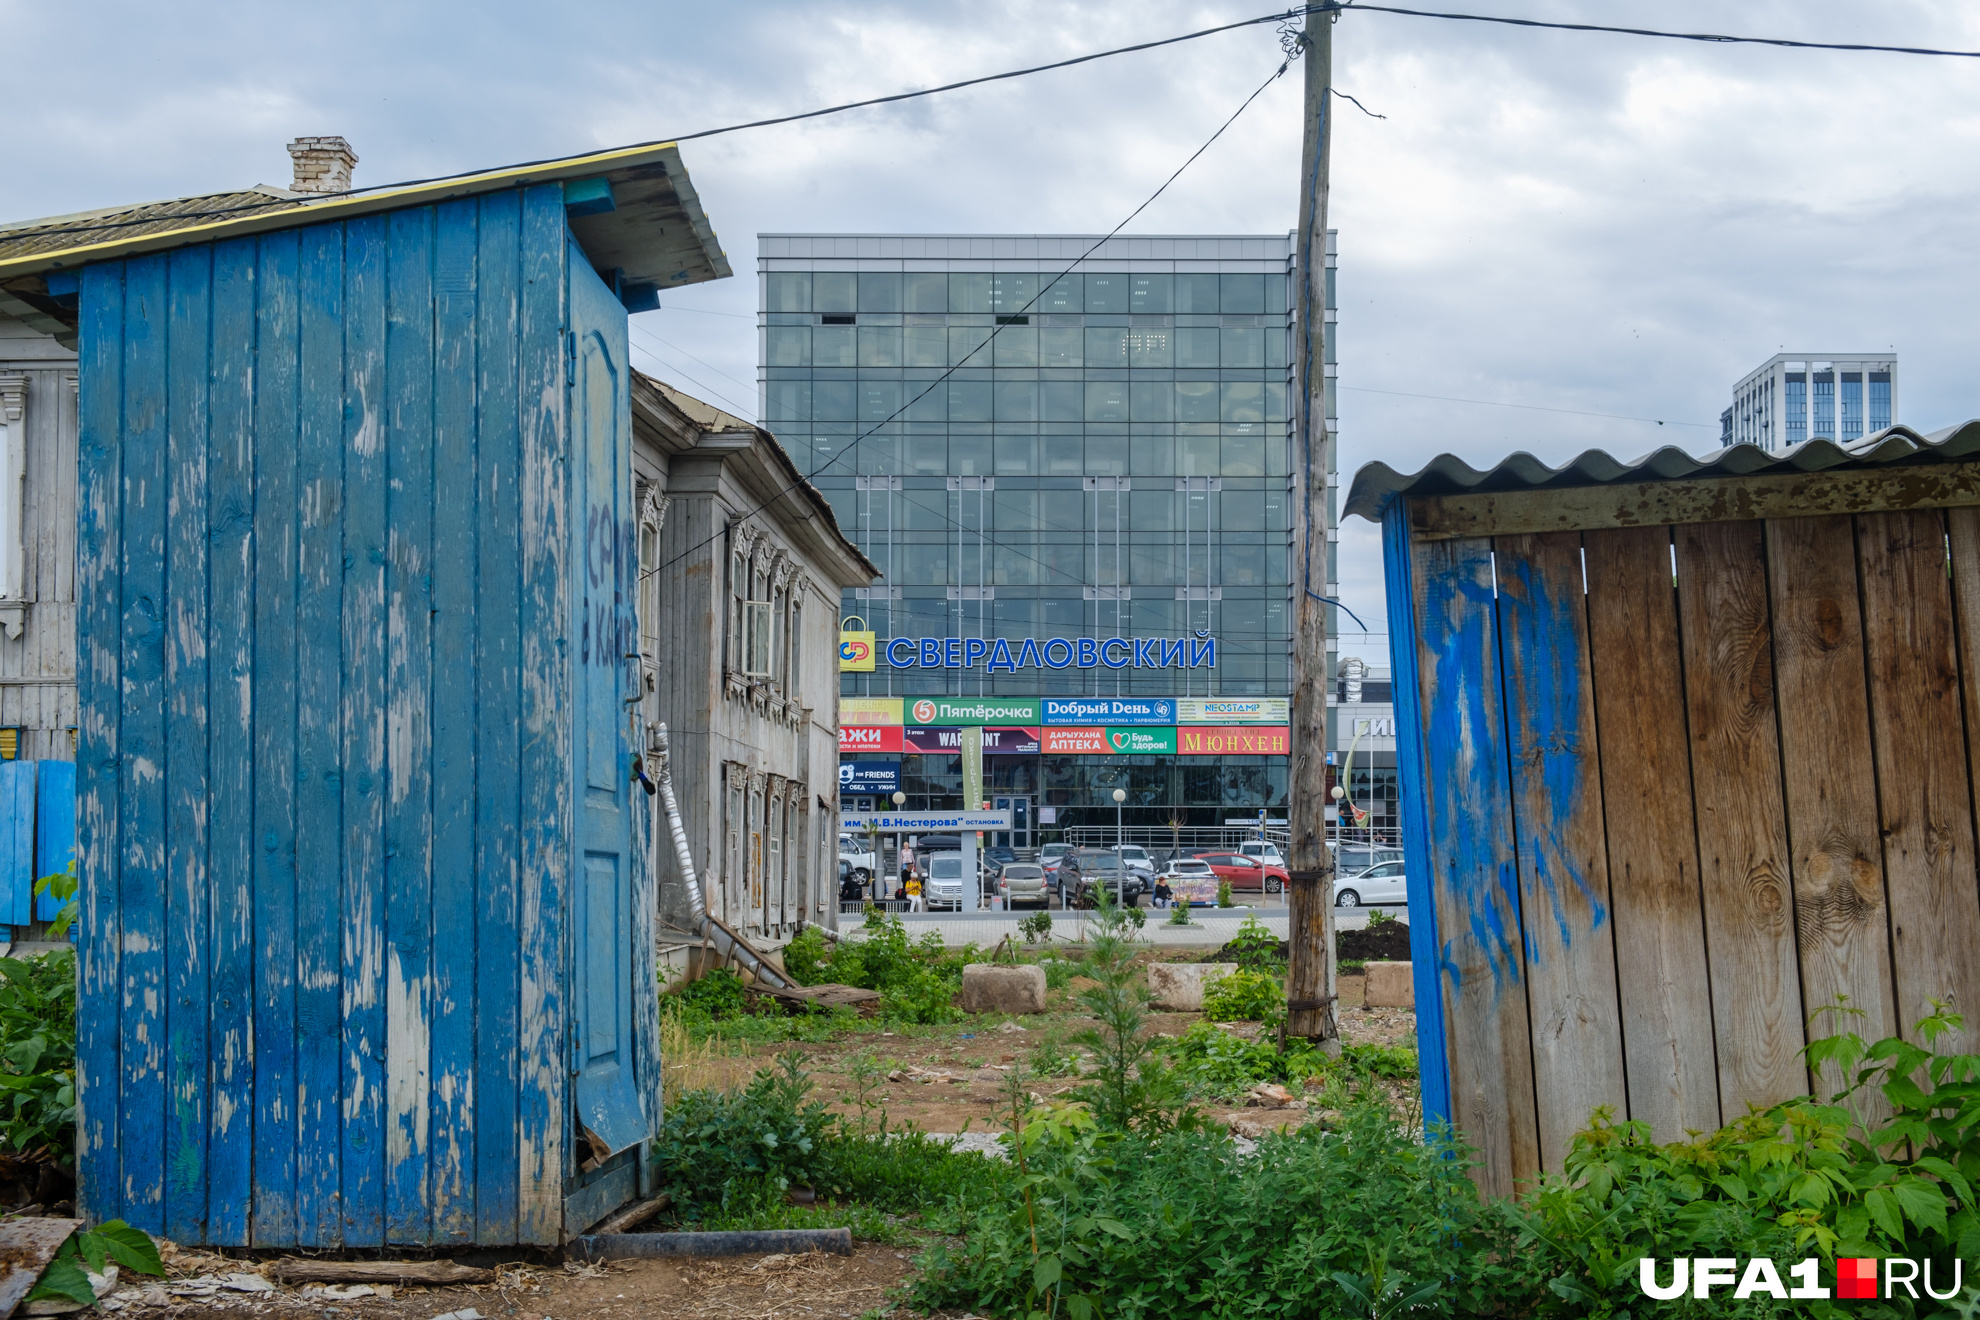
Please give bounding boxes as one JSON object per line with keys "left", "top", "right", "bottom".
{"left": 0, "top": 951, "right": 76, "bottom": 1168}
{"left": 651, "top": 1052, "right": 1009, "bottom": 1238}
{"left": 1064, "top": 891, "right": 1194, "bottom": 1133}
{"left": 913, "top": 1098, "right": 1523, "bottom": 1320}
{"left": 1200, "top": 968, "right": 1285, "bottom": 1022}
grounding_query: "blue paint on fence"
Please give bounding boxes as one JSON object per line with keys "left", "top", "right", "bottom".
{"left": 0, "top": 761, "right": 38, "bottom": 926}
{"left": 34, "top": 760, "right": 76, "bottom": 921}
{"left": 1383, "top": 505, "right": 1452, "bottom": 1131}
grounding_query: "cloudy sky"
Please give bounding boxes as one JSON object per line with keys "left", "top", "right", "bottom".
{"left": 7, "top": 0, "right": 1977, "bottom": 661}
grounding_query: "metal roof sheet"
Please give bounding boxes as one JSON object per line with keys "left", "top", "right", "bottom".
{"left": 1342, "top": 421, "right": 1980, "bottom": 523}
{"left": 0, "top": 142, "right": 729, "bottom": 288}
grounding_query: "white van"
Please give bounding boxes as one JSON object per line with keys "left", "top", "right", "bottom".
{"left": 1238, "top": 841, "right": 1284, "bottom": 866}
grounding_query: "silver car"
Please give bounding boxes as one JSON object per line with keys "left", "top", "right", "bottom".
{"left": 925, "top": 854, "right": 968, "bottom": 910}
{"left": 997, "top": 863, "right": 1049, "bottom": 910}
{"left": 1334, "top": 860, "right": 1406, "bottom": 908}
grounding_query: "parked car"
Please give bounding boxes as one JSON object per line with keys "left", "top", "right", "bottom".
{"left": 1160, "top": 857, "right": 1218, "bottom": 907}
{"left": 838, "top": 832, "right": 879, "bottom": 887}
{"left": 1335, "top": 859, "right": 1407, "bottom": 908}
{"left": 1114, "top": 844, "right": 1156, "bottom": 884}
{"left": 1040, "top": 843, "right": 1073, "bottom": 891}
{"left": 1063, "top": 848, "right": 1143, "bottom": 908}
{"left": 1236, "top": 840, "right": 1285, "bottom": 867}
{"left": 1331, "top": 842, "right": 1403, "bottom": 875}
{"left": 996, "top": 862, "right": 1049, "bottom": 910}
{"left": 925, "top": 853, "right": 969, "bottom": 910}
{"left": 1189, "top": 850, "right": 1289, "bottom": 894}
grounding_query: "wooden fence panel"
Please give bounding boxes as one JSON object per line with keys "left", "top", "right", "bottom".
{"left": 1582, "top": 525, "right": 1721, "bottom": 1142}
{"left": 1492, "top": 532, "right": 1627, "bottom": 1167}
{"left": 1673, "top": 521, "right": 1806, "bottom": 1114}
{"left": 1859, "top": 510, "right": 1980, "bottom": 1033}
{"left": 1409, "top": 535, "right": 1539, "bottom": 1197}
{"left": 1765, "top": 516, "right": 1898, "bottom": 1087}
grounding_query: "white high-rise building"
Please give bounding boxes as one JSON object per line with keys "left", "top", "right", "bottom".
{"left": 1722, "top": 353, "right": 1897, "bottom": 452}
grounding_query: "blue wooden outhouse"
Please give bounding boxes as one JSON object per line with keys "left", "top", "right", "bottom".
{"left": 1348, "top": 423, "right": 1980, "bottom": 1200}
{"left": 0, "top": 142, "right": 731, "bottom": 1246}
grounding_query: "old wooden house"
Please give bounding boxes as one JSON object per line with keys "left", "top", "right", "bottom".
{"left": 630, "top": 379, "right": 875, "bottom": 976}
{"left": 1349, "top": 422, "right": 1980, "bottom": 1198}
{"left": 0, "top": 137, "right": 734, "bottom": 1246}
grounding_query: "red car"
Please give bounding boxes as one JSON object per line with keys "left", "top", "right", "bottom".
{"left": 1189, "top": 851, "right": 1288, "bottom": 894}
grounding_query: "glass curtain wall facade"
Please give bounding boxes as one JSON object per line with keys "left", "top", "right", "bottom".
{"left": 1725, "top": 353, "right": 1898, "bottom": 451}
{"left": 761, "top": 234, "right": 1337, "bottom": 837}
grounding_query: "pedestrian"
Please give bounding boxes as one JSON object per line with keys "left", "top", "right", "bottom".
{"left": 1153, "top": 876, "right": 1173, "bottom": 909}
{"left": 905, "top": 872, "right": 923, "bottom": 912}
{"left": 898, "top": 841, "right": 915, "bottom": 904}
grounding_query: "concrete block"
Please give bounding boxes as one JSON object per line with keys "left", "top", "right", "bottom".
{"left": 959, "top": 963, "right": 1047, "bottom": 1015}
{"left": 1146, "top": 962, "right": 1238, "bottom": 1011}
{"left": 1363, "top": 961, "right": 1414, "bottom": 1009}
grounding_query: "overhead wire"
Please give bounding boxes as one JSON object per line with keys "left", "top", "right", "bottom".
{"left": 1339, "top": 384, "right": 1715, "bottom": 428}
{"left": 17, "top": 4, "right": 1976, "bottom": 245}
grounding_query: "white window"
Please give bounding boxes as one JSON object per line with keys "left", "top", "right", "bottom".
{"left": 742, "top": 600, "right": 773, "bottom": 676}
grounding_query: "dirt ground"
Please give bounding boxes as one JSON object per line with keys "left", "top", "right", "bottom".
{"left": 66, "top": 947, "right": 1415, "bottom": 1320}
{"left": 102, "top": 1245, "right": 921, "bottom": 1320}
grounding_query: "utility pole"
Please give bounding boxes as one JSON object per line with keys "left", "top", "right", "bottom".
{"left": 1286, "top": 2, "right": 1340, "bottom": 1051}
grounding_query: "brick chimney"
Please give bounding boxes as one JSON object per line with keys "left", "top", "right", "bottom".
{"left": 286, "top": 136, "right": 358, "bottom": 194}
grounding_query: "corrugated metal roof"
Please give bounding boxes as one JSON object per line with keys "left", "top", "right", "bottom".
{"left": 0, "top": 142, "right": 730, "bottom": 288}
{"left": 1342, "top": 421, "right": 1980, "bottom": 523}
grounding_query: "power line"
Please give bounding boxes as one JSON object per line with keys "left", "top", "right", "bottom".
{"left": 1338, "top": 384, "right": 1715, "bottom": 428}
{"left": 627, "top": 323, "right": 760, "bottom": 402}
{"left": 20, "top": 5, "right": 1976, "bottom": 246}
{"left": 1325, "top": 3, "right": 1980, "bottom": 59}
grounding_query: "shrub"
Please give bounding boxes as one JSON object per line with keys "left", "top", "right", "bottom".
{"left": 649, "top": 1053, "right": 836, "bottom": 1206}
{"left": 1341, "top": 1042, "right": 1418, "bottom": 1081}
{"left": 1037, "top": 956, "right": 1077, "bottom": 991}
{"left": 912, "top": 1099, "right": 1531, "bottom": 1320}
{"left": 669, "top": 966, "right": 751, "bottom": 1021}
{"left": 782, "top": 926, "right": 832, "bottom": 985}
{"left": 1065, "top": 893, "right": 1192, "bottom": 1133}
{"left": 1201, "top": 968, "right": 1284, "bottom": 1022}
{"left": 1215, "top": 913, "right": 1287, "bottom": 970}
{"left": 1160, "top": 1021, "right": 1331, "bottom": 1098}
{"left": 1018, "top": 911, "right": 1055, "bottom": 944}
{"left": 1511, "top": 1004, "right": 1980, "bottom": 1316}
{"left": 652, "top": 1054, "right": 1010, "bottom": 1236}
{"left": 1216, "top": 878, "right": 1234, "bottom": 908}
{"left": 0, "top": 952, "right": 77, "bottom": 1168}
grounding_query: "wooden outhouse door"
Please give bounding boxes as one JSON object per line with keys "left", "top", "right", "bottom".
{"left": 569, "top": 245, "right": 645, "bottom": 1161}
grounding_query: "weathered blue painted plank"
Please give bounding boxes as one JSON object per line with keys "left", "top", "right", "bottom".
{"left": 0, "top": 761, "right": 36, "bottom": 927}
{"left": 1408, "top": 533, "right": 1540, "bottom": 1198}
{"left": 33, "top": 760, "right": 76, "bottom": 922}
{"left": 1491, "top": 532, "right": 1627, "bottom": 1170}
{"left": 76, "top": 259, "right": 125, "bottom": 1227}
{"left": 384, "top": 206, "right": 437, "bottom": 1246}
{"left": 517, "top": 184, "right": 570, "bottom": 1242}
{"left": 161, "top": 245, "right": 212, "bottom": 1243}
{"left": 472, "top": 191, "right": 524, "bottom": 1246}
{"left": 430, "top": 197, "right": 480, "bottom": 1244}
{"left": 1381, "top": 504, "right": 1450, "bottom": 1133}
{"left": 203, "top": 238, "right": 258, "bottom": 1244}
{"left": 339, "top": 213, "right": 390, "bottom": 1248}
{"left": 250, "top": 230, "right": 302, "bottom": 1245}
{"left": 118, "top": 252, "right": 170, "bottom": 1232}
{"left": 293, "top": 221, "right": 347, "bottom": 1246}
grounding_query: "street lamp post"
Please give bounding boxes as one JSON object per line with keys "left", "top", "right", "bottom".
{"left": 892, "top": 790, "right": 907, "bottom": 904}
{"left": 1112, "top": 787, "right": 1127, "bottom": 907}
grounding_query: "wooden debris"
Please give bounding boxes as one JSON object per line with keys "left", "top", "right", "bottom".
{"left": 0, "top": 1218, "right": 80, "bottom": 1320}
{"left": 269, "top": 1258, "right": 495, "bottom": 1286}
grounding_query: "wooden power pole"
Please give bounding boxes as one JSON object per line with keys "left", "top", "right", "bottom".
{"left": 1285, "top": 3, "right": 1340, "bottom": 1050}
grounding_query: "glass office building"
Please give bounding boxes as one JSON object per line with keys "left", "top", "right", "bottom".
{"left": 758, "top": 234, "right": 1339, "bottom": 846}
{"left": 1721, "top": 353, "right": 1897, "bottom": 451}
